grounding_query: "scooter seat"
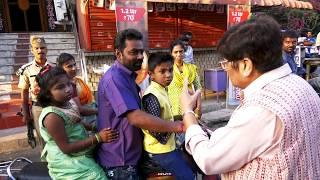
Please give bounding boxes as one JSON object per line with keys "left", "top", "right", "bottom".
{"left": 16, "top": 162, "right": 51, "bottom": 180}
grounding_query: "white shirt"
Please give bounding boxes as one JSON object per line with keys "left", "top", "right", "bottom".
{"left": 184, "top": 65, "right": 293, "bottom": 175}
{"left": 183, "top": 45, "right": 194, "bottom": 64}
{"left": 316, "top": 32, "right": 320, "bottom": 47}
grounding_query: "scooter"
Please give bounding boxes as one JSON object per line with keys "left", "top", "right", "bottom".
{"left": 0, "top": 157, "right": 50, "bottom": 180}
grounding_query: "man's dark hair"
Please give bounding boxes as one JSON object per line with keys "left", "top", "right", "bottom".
{"left": 182, "top": 32, "right": 192, "bottom": 37}
{"left": 169, "top": 40, "right": 185, "bottom": 53}
{"left": 181, "top": 32, "right": 192, "bottom": 41}
{"left": 180, "top": 36, "right": 190, "bottom": 42}
{"left": 114, "top": 29, "right": 143, "bottom": 52}
{"left": 148, "top": 52, "right": 174, "bottom": 72}
{"left": 281, "top": 30, "right": 298, "bottom": 41}
{"left": 36, "top": 67, "right": 68, "bottom": 107}
{"left": 56, "top": 53, "right": 75, "bottom": 67}
{"left": 217, "top": 15, "right": 283, "bottom": 73}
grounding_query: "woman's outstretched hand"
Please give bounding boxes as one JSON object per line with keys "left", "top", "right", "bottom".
{"left": 180, "top": 78, "right": 202, "bottom": 129}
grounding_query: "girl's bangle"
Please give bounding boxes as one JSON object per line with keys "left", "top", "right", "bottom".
{"left": 95, "top": 133, "right": 101, "bottom": 143}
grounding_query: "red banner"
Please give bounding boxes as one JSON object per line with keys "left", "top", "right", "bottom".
{"left": 115, "top": 0, "right": 148, "bottom": 48}
{"left": 227, "top": 5, "right": 250, "bottom": 29}
{"left": 115, "top": 7, "right": 145, "bottom": 22}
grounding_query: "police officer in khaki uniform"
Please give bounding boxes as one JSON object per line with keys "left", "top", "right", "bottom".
{"left": 17, "top": 36, "right": 52, "bottom": 149}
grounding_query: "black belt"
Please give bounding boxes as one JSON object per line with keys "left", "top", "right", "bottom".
{"left": 32, "top": 101, "right": 41, "bottom": 106}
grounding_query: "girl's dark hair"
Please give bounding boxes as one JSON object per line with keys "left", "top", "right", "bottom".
{"left": 148, "top": 52, "right": 173, "bottom": 72}
{"left": 56, "top": 53, "right": 75, "bottom": 67}
{"left": 169, "top": 40, "right": 185, "bottom": 53}
{"left": 36, "top": 66, "right": 68, "bottom": 107}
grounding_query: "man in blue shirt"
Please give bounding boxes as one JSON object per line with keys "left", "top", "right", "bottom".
{"left": 282, "top": 30, "right": 305, "bottom": 76}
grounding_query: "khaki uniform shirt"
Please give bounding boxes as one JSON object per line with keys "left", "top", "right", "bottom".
{"left": 17, "top": 60, "right": 51, "bottom": 102}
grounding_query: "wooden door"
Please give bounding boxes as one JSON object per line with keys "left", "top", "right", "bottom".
{"left": 5, "top": 0, "right": 46, "bottom": 32}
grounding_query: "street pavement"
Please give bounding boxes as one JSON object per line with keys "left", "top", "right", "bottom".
{"left": 0, "top": 146, "right": 41, "bottom": 162}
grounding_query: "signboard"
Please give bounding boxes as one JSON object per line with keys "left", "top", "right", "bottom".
{"left": 115, "top": 0, "right": 148, "bottom": 48}
{"left": 115, "top": 7, "right": 145, "bottom": 22}
{"left": 227, "top": 4, "right": 250, "bottom": 28}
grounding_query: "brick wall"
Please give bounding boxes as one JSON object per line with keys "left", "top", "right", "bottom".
{"left": 85, "top": 52, "right": 114, "bottom": 91}
{"left": 193, "top": 48, "right": 222, "bottom": 81}
{"left": 85, "top": 48, "right": 222, "bottom": 92}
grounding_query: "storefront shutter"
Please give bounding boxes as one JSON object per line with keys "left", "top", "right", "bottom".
{"left": 148, "top": 3, "right": 227, "bottom": 49}
{"left": 86, "top": 2, "right": 227, "bottom": 51}
{"left": 148, "top": 10, "right": 178, "bottom": 49}
{"left": 179, "top": 7, "right": 227, "bottom": 47}
{"left": 88, "top": 1, "right": 117, "bottom": 51}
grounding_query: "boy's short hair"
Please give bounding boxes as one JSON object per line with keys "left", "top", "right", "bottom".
{"left": 56, "top": 53, "right": 75, "bottom": 67}
{"left": 148, "top": 52, "right": 174, "bottom": 72}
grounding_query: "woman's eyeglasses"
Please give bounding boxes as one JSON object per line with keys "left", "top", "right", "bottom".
{"left": 219, "top": 59, "right": 230, "bottom": 70}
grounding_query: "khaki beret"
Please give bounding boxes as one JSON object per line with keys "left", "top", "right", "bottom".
{"left": 30, "top": 36, "right": 46, "bottom": 47}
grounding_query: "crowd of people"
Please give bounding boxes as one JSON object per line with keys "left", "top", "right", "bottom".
{"left": 16, "top": 15, "right": 320, "bottom": 179}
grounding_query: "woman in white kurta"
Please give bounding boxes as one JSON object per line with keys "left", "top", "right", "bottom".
{"left": 181, "top": 16, "right": 320, "bottom": 179}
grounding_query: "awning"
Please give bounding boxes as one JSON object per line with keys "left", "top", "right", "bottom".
{"left": 147, "top": 0, "right": 313, "bottom": 9}
{"left": 253, "top": 0, "right": 313, "bottom": 9}
{"left": 251, "top": 0, "right": 282, "bottom": 6}
{"left": 147, "top": 0, "right": 250, "bottom": 5}
{"left": 280, "top": 0, "right": 313, "bottom": 9}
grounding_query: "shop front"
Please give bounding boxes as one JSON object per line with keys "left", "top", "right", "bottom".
{"left": 76, "top": 0, "right": 231, "bottom": 91}
{"left": 0, "top": 0, "right": 71, "bottom": 32}
{"left": 76, "top": 0, "right": 228, "bottom": 51}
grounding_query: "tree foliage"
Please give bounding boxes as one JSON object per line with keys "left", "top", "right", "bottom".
{"left": 309, "top": 0, "right": 320, "bottom": 12}
{"left": 252, "top": 5, "right": 320, "bottom": 36}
